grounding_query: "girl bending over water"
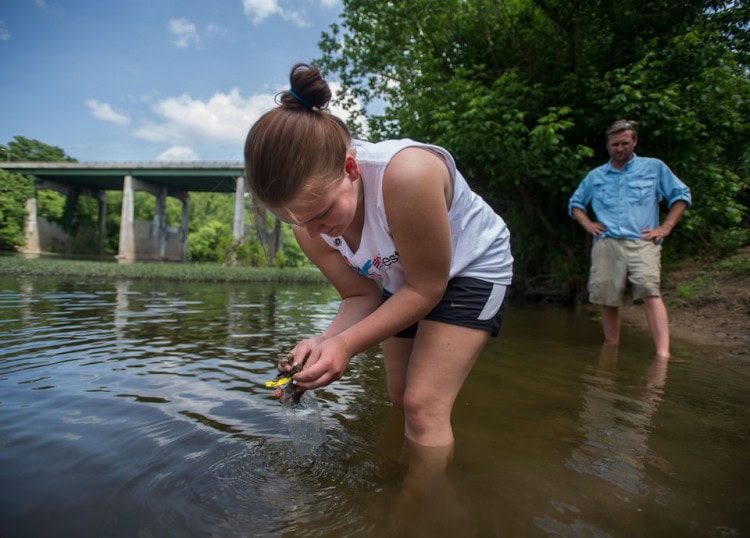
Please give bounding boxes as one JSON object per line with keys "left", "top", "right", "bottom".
{"left": 244, "top": 63, "right": 513, "bottom": 449}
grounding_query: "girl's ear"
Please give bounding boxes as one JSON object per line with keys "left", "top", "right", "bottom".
{"left": 344, "top": 154, "right": 359, "bottom": 181}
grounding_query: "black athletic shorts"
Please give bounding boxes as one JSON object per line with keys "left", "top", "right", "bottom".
{"left": 381, "top": 276, "right": 508, "bottom": 338}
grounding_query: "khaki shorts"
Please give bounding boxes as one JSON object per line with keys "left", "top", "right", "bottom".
{"left": 588, "top": 238, "right": 662, "bottom": 306}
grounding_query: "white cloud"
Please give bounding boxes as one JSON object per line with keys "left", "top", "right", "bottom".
{"left": 156, "top": 146, "right": 200, "bottom": 162}
{"left": 133, "top": 83, "right": 366, "bottom": 150}
{"left": 0, "top": 22, "right": 10, "bottom": 41}
{"left": 169, "top": 18, "right": 199, "bottom": 48}
{"left": 134, "top": 88, "right": 275, "bottom": 145}
{"left": 242, "top": 0, "right": 279, "bottom": 23}
{"left": 86, "top": 100, "right": 131, "bottom": 125}
{"left": 319, "top": 0, "right": 339, "bottom": 7}
{"left": 241, "top": 0, "right": 307, "bottom": 27}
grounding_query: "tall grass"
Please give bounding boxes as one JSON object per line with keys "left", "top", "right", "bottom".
{"left": 0, "top": 255, "right": 328, "bottom": 284}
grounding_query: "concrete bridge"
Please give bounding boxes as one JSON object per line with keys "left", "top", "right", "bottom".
{"left": 0, "top": 161, "right": 246, "bottom": 262}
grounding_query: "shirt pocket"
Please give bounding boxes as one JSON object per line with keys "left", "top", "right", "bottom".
{"left": 592, "top": 179, "right": 615, "bottom": 210}
{"left": 627, "top": 176, "right": 656, "bottom": 206}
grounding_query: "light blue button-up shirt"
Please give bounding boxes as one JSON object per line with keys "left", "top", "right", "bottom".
{"left": 568, "top": 154, "right": 692, "bottom": 241}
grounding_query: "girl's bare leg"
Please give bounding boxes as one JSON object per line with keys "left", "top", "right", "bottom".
{"left": 383, "top": 320, "right": 489, "bottom": 447}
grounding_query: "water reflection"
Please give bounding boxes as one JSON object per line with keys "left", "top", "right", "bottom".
{"left": 114, "top": 280, "right": 130, "bottom": 344}
{"left": 0, "top": 277, "right": 748, "bottom": 537}
{"left": 567, "top": 345, "right": 669, "bottom": 497}
{"left": 535, "top": 345, "right": 671, "bottom": 536}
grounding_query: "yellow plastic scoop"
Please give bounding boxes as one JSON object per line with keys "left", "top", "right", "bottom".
{"left": 265, "top": 376, "right": 292, "bottom": 388}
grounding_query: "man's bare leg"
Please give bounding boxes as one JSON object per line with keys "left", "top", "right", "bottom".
{"left": 643, "top": 296, "right": 670, "bottom": 358}
{"left": 601, "top": 305, "right": 621, "bottom": 345}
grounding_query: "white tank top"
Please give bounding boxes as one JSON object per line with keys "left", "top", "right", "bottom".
{"left": 321, "top": 139, "right": 513, "bottom": 293}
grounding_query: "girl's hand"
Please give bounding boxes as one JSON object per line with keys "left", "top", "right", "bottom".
{"left": 292, "top": 335, "right": 352, "bottom": 390}
{"left": 278, "top": 336, "right": 323, "bottom": 373}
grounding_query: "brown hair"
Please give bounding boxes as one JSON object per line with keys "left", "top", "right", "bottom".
{"left": 605, "top": 119, "right": 639, "bottom": 139}
{"left": 244, "top": 63, "right": 351, "bottom": 208}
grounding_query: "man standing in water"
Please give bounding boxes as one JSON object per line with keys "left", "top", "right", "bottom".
{"left": 568, "top": 120, "right": 691, "bottom": 358}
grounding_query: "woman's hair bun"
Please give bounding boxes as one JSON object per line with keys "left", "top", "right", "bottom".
{"left": 281, "top": 62, "right": 332, "bottom": 111}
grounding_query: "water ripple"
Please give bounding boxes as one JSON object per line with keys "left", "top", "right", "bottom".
{"left": 2, "top": 278, "right": 749, "bottom": 537}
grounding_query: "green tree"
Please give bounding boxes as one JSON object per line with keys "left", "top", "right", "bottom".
{"left": 317, "top": 0, "right": 749, "bottom": 295}
{"left": 5, "top": 136, "right": 75, "bottom": 162}
{"left": 186, "top": 192, "right": 235, "bottom": 262}
{"left": 188, "top": 219, "right": 234, "bottom": 261}
{"left": 0, "top": 136, "right": 77, "bottom": 252}
{"left": 0, "top": 170, "right": 34, "bottom": 250}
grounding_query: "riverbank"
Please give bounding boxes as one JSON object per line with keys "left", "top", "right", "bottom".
{"left": 0, "top": 255, "right": 328, "bottom": 284}
{"left": 614, "top": 248, "right": 750, "bottom": 358}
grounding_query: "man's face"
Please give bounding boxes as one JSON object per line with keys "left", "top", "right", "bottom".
{"left": 606, "top": 130, "right": 637, "bottom": 168}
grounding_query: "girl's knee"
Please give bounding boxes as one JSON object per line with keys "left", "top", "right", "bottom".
{"left": 402, "top": 399, "right": 454, "bottom": 446}
{"left": 402, "top": 395, "right": 437, "bottom": 430}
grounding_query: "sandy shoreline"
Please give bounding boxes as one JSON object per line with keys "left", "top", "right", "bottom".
{"left": 613, "top": 270, "right": 750, "bottom": 359}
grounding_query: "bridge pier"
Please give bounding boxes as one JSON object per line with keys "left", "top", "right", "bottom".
{"left": 116, "top": 176, "right": 191, "bottom": 264}
{"left": 116, "top": 175, "right": 136, "bottom": 263}
{"left": 22, "top": 197, "right": 41, "bottom": 256}
{"left": 233, "top": 176, "right": 245, "bottom": 240}
{"left": 24, "top": 178, "right": 107, "bottom": 257}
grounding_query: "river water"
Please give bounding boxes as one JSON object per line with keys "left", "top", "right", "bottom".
{"left": 0, "top": 276, "right": 747, "bottom": 537}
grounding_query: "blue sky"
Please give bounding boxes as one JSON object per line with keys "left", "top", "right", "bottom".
{"left": 0, "top": 0, "right": 348, "bottom": 162}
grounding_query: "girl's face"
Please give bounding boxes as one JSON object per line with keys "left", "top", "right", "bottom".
{"left": 271, "top": 155, "right": 360, "bottom": 239}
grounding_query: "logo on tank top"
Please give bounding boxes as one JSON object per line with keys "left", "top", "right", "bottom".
{"left": 343, "top": 251, "right": 399, "bottom": 279}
